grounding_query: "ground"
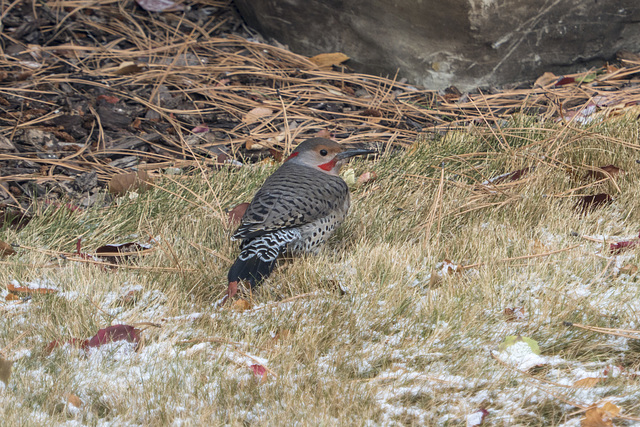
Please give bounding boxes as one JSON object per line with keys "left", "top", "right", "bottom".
{"left": 2, "top": 1, "right": 640, "bottom": 426}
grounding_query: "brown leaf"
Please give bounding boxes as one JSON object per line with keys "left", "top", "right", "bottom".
{"left": 108, "top": 170, "right": 152, "bottom": 196}
{"left": 308, "top": 52, "right": 350, "bottom": 69}
{"left": 269, "top": 148, "right": 284, "bottom": 162}
{"left": 232, "top": 299, "right": 252, "bottom": 312}
{"left": 112, "top": 61, "right": 143, "bottom": 76}
{"left": 534, "top": 72, "right": 558, "bottom": 87}
{"left": 0, "top": 356, "right": 12, "bottom": 385}
{"left": 5, "top": 293, "right": 19, "bottom": 301}
{"left": 245, "top": 138, "right": 267, "bottom": 150}
{"left": 7, "top": 282, "right": 57, "bottom": 294}
{"left": 0, "top": 240, "right": 15, "bottom": 257}
{"left": 585, "top": 165, "right": 622, "bottom": 180}
{"left": 573, "top": 377, "right": 603, "bottom": 388}
{"left": 581, "top": 402, "right": 620, "bottom": 427}
{"left": 66, "top": 393, "right": 83, "bottom": 408}
{"left": 360, "top": 108, "right": 382, "bottom": 123}
{"left": 315, "top": 129, "right": 332, "bottom": 139}
{"left": 243, "top": 107, "right": 273, "bottom": 124}
{"left": 228, "top": 203, "right": 249, "bottom": 226}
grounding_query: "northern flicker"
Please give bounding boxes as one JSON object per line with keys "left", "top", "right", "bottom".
{"left": 227, "top": 138, "right": 375, "bottom": 291}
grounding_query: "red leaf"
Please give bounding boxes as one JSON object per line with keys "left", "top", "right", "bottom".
{"left": 249, "top": 364, "right": 268, "bottom": 379}
{"left": 86, "top": 325, "right": 140, "bottom": 348}
{"left": 228, "top": 203, "right": 249, "bottom": 226}
{"left": 76, "top": 238, "right": 91, "bottom": 259}
{"left": 610, "top": 232, "right": 640, "bottom": 254}
{"left": 555, "top": 77, "right": 576, "bottom": 86}
{"left": 575, "top": 193, "right": 612, "bottom": 213}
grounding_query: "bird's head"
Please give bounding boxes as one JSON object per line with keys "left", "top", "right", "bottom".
{"left": 285, "top": 138, "right": 376, "bottom": 176}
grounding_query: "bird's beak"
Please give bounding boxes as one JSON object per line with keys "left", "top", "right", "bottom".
{"left": 336, "top": 148, "right": 377, "bottom": 160}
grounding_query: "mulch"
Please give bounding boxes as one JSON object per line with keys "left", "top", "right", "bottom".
{"left": 2, "top": 0, "right": 640, "bottom": 220}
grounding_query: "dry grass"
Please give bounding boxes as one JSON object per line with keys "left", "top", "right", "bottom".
{"left": 2, "top": 111, "right": 640, "bottom": 425}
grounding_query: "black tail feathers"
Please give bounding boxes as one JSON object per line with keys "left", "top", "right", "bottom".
{"left": 227, "top": 254, "right": 277, "bottom": 287}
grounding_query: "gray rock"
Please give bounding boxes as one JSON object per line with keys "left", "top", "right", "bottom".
{"left": 234, "top": 0, "right": 640, "bottom": 90}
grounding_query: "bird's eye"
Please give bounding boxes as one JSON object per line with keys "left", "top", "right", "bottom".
{"left": 319, "top": 149, "right": 328, "bottom": 156}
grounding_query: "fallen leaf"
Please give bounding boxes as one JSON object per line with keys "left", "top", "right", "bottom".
{"left": 108, "top": 170, "right": 152, "bottom": 195}
{"left": 136, "top": 0, "right": 185, "bottom": 12}
{"left": 578, "top": 73, "right": 600, "bottom": 83}
{"left": 315, "top": 129, "right": 332, "bottom": 139}
{"left": 581, "top": 401, "right": 620, "bottom": 427}
{"left": 308, "top": 52, "right": 350, "bottom": 69}
{"left": 95, "top": 242, "right": 150, "bottom": 264}
{"left": 228, "top": 203, "right": 249, "bottom": 226}
{"left": 534, "top": 72, "right": 557, "bottom": 87}
{"left": 555, "top": 76, "right": 576, "bottom": 86}
{"left": 97, "top": 94, "right": 119, "bottom": 104}
{"left": 573, "top": 377, "right": 603, "bottom": 388}
{"left": 66, "top": 393, "right": 83, "bottom": 408}
{"left": 360, "top": 108, "right": 382, "bottom": 123}
{"left": 0, "top": 356, "right": 12, "bottom": 385}
{"left": 269, "top": 148, "right": 284, "bottom": 162}
{"left": 232, "top": 299, "right": 251, "bottom": 312}
{"left": 504, "top": 307, "right": 526, "bottom": 322}
{"left": 245, "top": 138, "right": 267, "bottom": 150}
{"left": 610, "top": 232, "right": 640, "bottom": 253}
{"left": 86, "top": 324, "right": 140, "bottom": 349}
{"left": 5, "top": 293, "right": 19, "bottom": 301}
{"left": 498, "top": 335, "right": 540, "bottom": 355}
{"left": 0, "top": 240, "right": 15, "bottom": 257}
{"left": 243, "top": 107, "right": 273, "bottom": 124}
{"left": 356, "top": 171, "right": 377, "bottom": 186}
{"left": 585, "top": 165, "right": 621, "bottom": 180}
{"left": 7, "top": 282, "right": 57, "bottom": 294}
{"left": 112, "top": 61, "right": 143, "bottom": 76}
{"left": 343, "top": 169, "right": 356, "bottom": 186}
{"left": 441, "top": 259, "right": 463, "bottom": 276}
{"left": 192, "top": 125, "right": 209, "bottom": 133}
{"left": 575, "top": 193, "right": 613, "bottom": 213}
{"left": 0, "top": 209, "right": 31, "bottom": 229}
{"left": 486, "top": 167, "right": 532, "bottom": 185}
{"left": 249, "top": 364, "right": 269, "bottom": 383}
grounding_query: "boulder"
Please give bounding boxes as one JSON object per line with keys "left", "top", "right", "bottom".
{"left": 234, "top": 0, "right": 640, "bottom": 90}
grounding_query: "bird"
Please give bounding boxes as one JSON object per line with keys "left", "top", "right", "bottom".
{"left": 227, "top": 137, "right": 375, "bottom": 296}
